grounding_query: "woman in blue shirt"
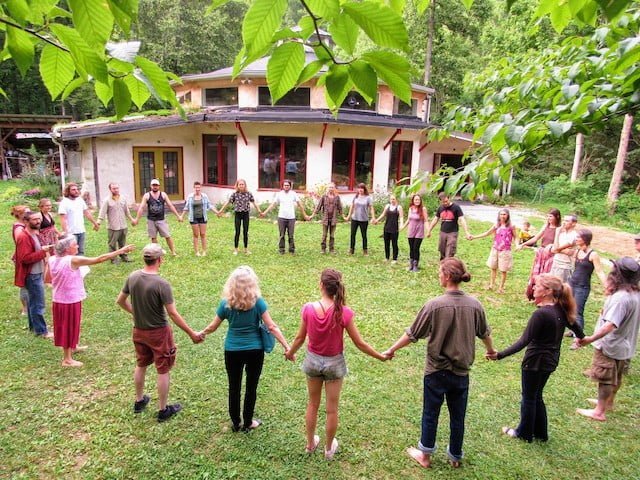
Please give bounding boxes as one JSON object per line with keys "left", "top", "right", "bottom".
{"left": 199, "top": 266, "right": 290, "bottom": 432}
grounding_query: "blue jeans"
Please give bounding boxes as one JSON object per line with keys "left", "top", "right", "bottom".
{"left": 25, "top": 273, "right": 48, "bottom": 335}
{"left": 516, "top": 369, "right": 552, "bottom": 442}
{"left": 419, "top": 371, "right": 469, "bottom": 462}
{"left": 569, "top": 282, "right": 590, "bottom": 330}
{"left": 74, "top": 232, "right": 86, "bottom": 255}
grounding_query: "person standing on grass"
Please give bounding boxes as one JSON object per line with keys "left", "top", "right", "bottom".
{"left": 575, "top": 257, "right": 640, "bottom": 422}
{"left": 468, "top": 208, "right": 516, "bottom": 293}
{"left": 345, "top": 183, "right": 376, "bottom": 256}
{"left": 116, "top": 244, "right": 203, "bottom": 422}
{"left": 198, "top": 266, "right": 290, "bottom": 432}
{"left": 426, "top": 192, "right": 471, "bottom": 260}
{"left": 11, "top": 205, "right": 31, "bottom": 317}
{"left": 50, "top": 235, "right": 135, "bottom": 367}
{"left": 487, "top": 274, "right": 583, "bottom": 442}
{"left": 310, "top": 182, "right": 342, "bottom": 254}
{"left": 182, "top": 181, "right": 216, "bottom": 257}
{"left": 285, "top": 268, "right": 388, "bottom": 459}
{"left": 96, "top": 183, "right": 135, "bottom": 264}
{"left": 133, "top": 179, "right": 183, "bottom": 256}
{"left": 58, "top": 182, "right": 99, "bottom": 255}
{"left": 383, "top": 257, "right": 495, "bottom": 469}
{"left": 549, "top": 213, "right": 578, "bottom": 282}
{"left": 217, "top": 179, "right": 262, "bottom": 255}
{"left": 567, "top": 229, "right": 607, "bottom": 341}
{"left": 401, "top": 194, "right": 428, "bottom": 272}
{"left": 260, "top": 179, "right": 309, "bottom": 255}
{"left": 517, "top": 208, "right": 561, "bottom": 300}
{"left": 37, "top": 198, "right": 60, "bottom": 247}
{"left": 14, "top": 211, "right": 55, "bottom": 338}
{"left": 375, "top": 194, "right": 403, "bottom": 263}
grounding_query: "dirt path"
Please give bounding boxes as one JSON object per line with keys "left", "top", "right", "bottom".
{"left": 460, "top": 202, "right": 637, "bottom": 258}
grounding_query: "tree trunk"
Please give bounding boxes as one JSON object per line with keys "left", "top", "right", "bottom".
{"left": 607, "top": 113, "right": 633, "bottom": 211}
{"left": 423, "top": 0, "right": 436, "bottom": 85}
{"left": 570, "top": 133, "right": 584, "bottom": 182}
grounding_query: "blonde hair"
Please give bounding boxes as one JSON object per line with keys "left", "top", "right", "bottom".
{"left": 223, "top": 266, "right": 261, "bottom": 311}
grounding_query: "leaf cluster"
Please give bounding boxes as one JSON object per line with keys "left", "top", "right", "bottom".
{"left": 427, "top": 4, "right": 640, "bottom": 198}
{"left": 0, "top": 0, "right": 182, "bottom": 118}
{"left": 212, "top": 0, "right": 412, "bottom": 111}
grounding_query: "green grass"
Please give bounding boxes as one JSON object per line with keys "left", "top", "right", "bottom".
{"left": 1, "top": 180, "right": 638, "bottom": 479}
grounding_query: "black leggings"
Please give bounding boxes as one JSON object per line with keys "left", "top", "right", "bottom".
{"left": 350, "top": 220, "right": 369, "bottom": 251}
{"left": 234, "top": 211, "right": 250, "bottom": 248}
{"left": 224, "top": 349, "right": 264, "bottom": 429}
{"left": 408, "top": 237, "right": 423, "bottom": 262}
{"left": 383, "top": 231, "right": 399, "bottom": 260}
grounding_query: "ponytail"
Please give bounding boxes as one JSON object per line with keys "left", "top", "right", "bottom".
{"left": 536, "top": 274, "right": 577, "bottom": 324}
{"left": 321, "top": 268, "right": 346, "bottom": 328}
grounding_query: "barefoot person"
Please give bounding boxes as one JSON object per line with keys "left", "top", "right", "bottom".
{"left": 49, "top": 235, "right": 135, "bottom": 367}
{"left": 198, "top": 266, "right": 290, "bottom": 432}
{"left": 383, "top": 258, "right": 495, "bottom": 468}
{"left": 285, "top": 269, "right": 387, "bottom": 459}
{"left": 487, "top": 274, "right": 583, "bottom": 442}
{"left": 116, "top": 244, "right": 203, "bottom": 422}
{"left": 575, "top": 257, "right": 640, "bottom": 422}
{"left": 217, "top": 179, "right": 262, "bottom": 255}
{"left": 182, "top": 181, "right": 217, "bottom": 256}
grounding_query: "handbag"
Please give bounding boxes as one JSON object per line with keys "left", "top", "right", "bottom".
{"left": 259, "top": 319, "right": 275, "bottom": 353}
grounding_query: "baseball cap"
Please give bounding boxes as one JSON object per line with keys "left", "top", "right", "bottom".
{"left": 142, "top": 243, "right": 165, "bottom": 260}
{"left": 150, "top": 179, "right": 160, "bottom": 186}
{"left": 610, "top": 256, "right": 640, "bottom": 277}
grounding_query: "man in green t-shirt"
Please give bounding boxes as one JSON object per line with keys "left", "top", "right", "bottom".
{"left": 116, "top": 243, "right": 202, "bottom": 422}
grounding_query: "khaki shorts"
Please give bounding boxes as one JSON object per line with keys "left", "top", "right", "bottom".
{"left": 133, "top": 326, "right": 176, "bottom": 374}
{"left": 302, "top": 351, "right": 348, "bottom": 381}
{"left": 147, "top": 219, "right": 171, "bottom": 238}
{"left": 487, "top": 248, "right": 513, "bottom": 272}
{"left": 585, "top": 348, "right": 629, "bottom": 386}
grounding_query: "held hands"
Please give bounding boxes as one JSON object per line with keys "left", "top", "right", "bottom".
{"left": 284, "top": 348, "right": 296, "bottom": 362}
{"left": 190, "top": 331, "right": 204, "bottom": 344}
{"left": 381, "top": 349, "right": 394, "bottom": 361}
{"left": 93, "top": 223, "right": 100, "bottom": 231}
{"left": 466, "top": 234, "right": 474, "bottom": 241}
{"left": 485, "top": 350, "right": 498, "bottom": 361}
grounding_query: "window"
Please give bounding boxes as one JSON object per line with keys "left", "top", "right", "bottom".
{"left": 178, "top": 91, "right": 192, "bottom": 104}
{"left": 341, "top": 91, "right": 376, "bottom": 112}
{"left": 331, "top": 138, "right": 375, "bottom": 191}
{"left": 203, "top": 135, "right": 237, "bottom": 186}
{"left": 388, "top": 141, "right": 413, "bottom": 189}
{"left": 203, "top": 88, "right": 238, "bottom": 107}
{"left": 394, "top": 97, "right": 418, "bottom": 116}
{"left": 258, "top": 87, "right": 310, "bottom": 106}
{"left": 259, "top": 136, "right": 308, "bottom": 190}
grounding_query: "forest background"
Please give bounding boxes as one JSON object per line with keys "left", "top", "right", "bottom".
{"left": 1, "top": 0, "right": 639, "bottom": 231}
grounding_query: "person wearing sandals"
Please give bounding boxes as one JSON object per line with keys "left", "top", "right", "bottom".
{"left": 383, "top": 257, "right": 496, "bottom": 468}
{"left": 217, "top": 179, "right": 262, "bottom": 255}
{"left": 486, "top": 274, "right": 583, "bottom": 442}
{"left": 285, "top": 269, "right": 388, "bottom": 459}
{"left": 375, "top": 194, "right": 403, "bottom": 263}
{"left": 198, "top": 266, "right": 290, "bottom": 432}
{"left": 50, "top": 235, "right": 135, "bottom": 367}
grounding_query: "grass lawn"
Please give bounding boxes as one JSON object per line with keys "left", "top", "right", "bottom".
{"left": 1, "top": 181, "right": 638, "bottom": 479}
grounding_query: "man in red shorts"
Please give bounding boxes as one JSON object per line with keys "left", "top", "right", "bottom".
{"left": 117, "top": 243, "right": 202, "bottom": 422}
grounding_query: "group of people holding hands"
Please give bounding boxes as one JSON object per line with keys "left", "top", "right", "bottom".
{"left": 10, "top": 177, "right": 640, "bottom": 468}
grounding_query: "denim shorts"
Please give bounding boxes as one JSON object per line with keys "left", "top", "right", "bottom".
{"left": 302, "top": 351, "right": 348, "bottom": 380}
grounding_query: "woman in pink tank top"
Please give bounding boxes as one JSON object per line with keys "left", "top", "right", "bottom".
{"left": 49, "top": 235, "right": 134, "bottom": 367}
{"left": 469, "top": 208, "right": 516, "bottom": 293}
{"left": 286, "top": 269, "right": 388, "bottom": 459}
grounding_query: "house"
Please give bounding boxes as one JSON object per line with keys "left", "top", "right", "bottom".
{"left": 53, "top": 45, "right": 473, "bottom": 205}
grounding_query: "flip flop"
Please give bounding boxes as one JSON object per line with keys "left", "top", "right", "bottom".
{"left": 305, "top": 435, "right": 320, "bottom": 454}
